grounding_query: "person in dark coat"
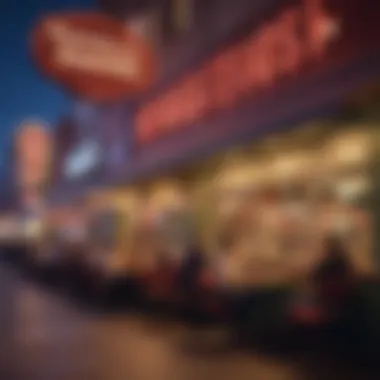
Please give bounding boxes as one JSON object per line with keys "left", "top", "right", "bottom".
{"left": 312, "top": 234, "right": 355, "bottom": 325}
{"left": 177, "top": 244, "right": 206, "bottom": 322}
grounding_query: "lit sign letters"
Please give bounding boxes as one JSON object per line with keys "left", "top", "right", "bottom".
{"left": 136, "top": 0, "right": 340, "bottom": 143}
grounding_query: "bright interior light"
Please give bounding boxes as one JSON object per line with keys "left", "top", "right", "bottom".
{"left": 149, "top": 182, "right": 187, "bottom": 209}
{"left": 26, "top": 220, "right": 43, "bottom": 239}
{"left": 328, "top": 133, "right": 370, "bottom": 165}
{"left": 218, "top": 164, "right": 264, "bottom": 189}
{"left": 271, "top": 152, "right": 311, "bottom": 179}
{"left": 336, "top": 177, "right": 369, "bottom": 201}
{"left": 113, "top": 193, "right": 141, "bottom": 211}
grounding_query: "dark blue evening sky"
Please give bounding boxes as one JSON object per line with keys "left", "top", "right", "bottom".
{"left": 0, "top": 0, "right": 95, "bottom": 173}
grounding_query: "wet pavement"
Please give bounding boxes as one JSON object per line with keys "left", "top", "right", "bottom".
{"left": 0, "top": 263, "right": 377, "bottom": 380}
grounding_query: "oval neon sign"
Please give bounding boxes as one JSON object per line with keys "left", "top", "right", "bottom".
{"left": 31, "top": 12, "right": 157, "bottom": 102}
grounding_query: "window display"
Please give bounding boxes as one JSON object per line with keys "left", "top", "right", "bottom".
{"left": 84, "top": 189, "right": 143, "bottom": 276}
{"left": 208, "top": 123, "right": 375, "bottom": 287}
{"left": 140, "top": 182, "right": 196, "bottom": 266}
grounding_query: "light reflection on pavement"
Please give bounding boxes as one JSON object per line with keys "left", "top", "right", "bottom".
{"left": 0, "top": 264, "right": 374, "bottom": 380}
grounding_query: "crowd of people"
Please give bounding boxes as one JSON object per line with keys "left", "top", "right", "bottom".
{"left": 14, "top": 170, "right": 368, "bottom": 353}
{"left": 110, "top": 181, "right": 369, "bottom": 344}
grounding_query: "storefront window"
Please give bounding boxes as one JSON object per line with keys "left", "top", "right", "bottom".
{"left": 90, "top": 210, "right": 120, "bottom": 251}
{"left": 203, "top": 121, "right": 376, "bottom": 285}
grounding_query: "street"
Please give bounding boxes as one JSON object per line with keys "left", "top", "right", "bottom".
{"left": 0, "top": 263, "right": 376, "bottom": 380}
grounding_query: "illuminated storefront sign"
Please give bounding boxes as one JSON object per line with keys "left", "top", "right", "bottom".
{"left": 15, "top": 120, "right": 52, "bottom": 190}
{"left": 64, "top": 139, "right": 101, "bottom": 179}
{"left": 135, "top": 0, "right": 377, "bottom": 144}
{"left": 32, "top": 12, "right": 156, "bottom": 102}
{"left": 46, "top": 22, "right": 140, "bottom": 80}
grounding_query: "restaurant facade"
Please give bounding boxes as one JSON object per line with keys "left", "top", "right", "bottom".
{"left": 48, "top": 0, "right": 380, "bottom": 346}
{"left": 50, "top": 0, "right": 380, "bottom": 262}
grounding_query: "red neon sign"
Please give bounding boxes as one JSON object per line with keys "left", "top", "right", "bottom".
{"left": 136, "top": 0, "right": 338, "bottom": 143}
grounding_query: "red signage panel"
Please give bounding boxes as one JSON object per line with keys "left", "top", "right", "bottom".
{"left": 32, "top": 12, "right": 156, "bottom": 103}
{"left": 136, "top": 0, "right": 380, "bottom": 144}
